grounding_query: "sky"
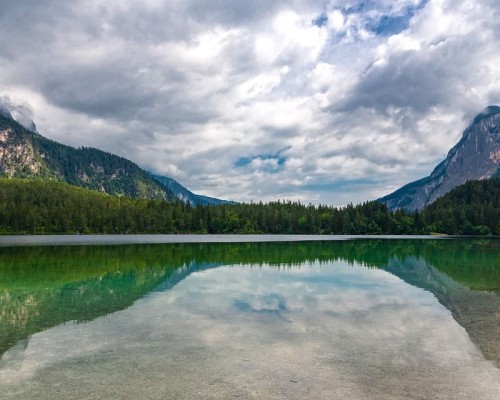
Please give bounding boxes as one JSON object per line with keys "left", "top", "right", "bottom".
{"left": 1, "top": 0, "right": 499, "bottom": 205}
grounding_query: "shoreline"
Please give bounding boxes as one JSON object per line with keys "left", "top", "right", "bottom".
{"left": 0, "top": 234, "right": 452, "bottom": 247}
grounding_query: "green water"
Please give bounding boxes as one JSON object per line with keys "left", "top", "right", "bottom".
{"left": 0, "top": 238, "right": 499, "bottom": 399}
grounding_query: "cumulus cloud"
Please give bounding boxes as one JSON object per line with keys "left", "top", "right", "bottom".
{"left": 0, "top": 0, "right": 499, "bottom": 204}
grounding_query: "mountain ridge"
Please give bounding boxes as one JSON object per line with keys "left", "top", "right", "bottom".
{"left": 0, "top": 114, "right": 177, "bottom": 200}
{"left": 0, "top": 113, "right": 229, "bottom": 205}
{"left": 151, "top": 174, "right": 234, "bottom": 206}
{"left": 379, "top": 106, "right": 500, "bottom": 211}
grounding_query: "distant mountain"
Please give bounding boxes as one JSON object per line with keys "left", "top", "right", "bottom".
{"left": 151, "top": 175, "right": 235, "bottom": 206}
{"left": 379, "top": 106, "right": 500, "bottom": 211}
{"left": 0, "top": 112, "right": 232, "bottom": 205}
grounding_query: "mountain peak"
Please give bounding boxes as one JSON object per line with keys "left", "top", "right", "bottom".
{"left": 379, "top": 107, "right": 500, "bottom": 211}
{"left": 473, "top": 105, "right": 500, "bottom": 124}
{"left": 0, "top": 98, "right": 38, "bottom": 133}
{"left": 0, "top": 112, "right": 232, "bottom": 205}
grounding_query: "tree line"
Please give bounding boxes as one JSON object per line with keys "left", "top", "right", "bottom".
{"left": 0, "top": 178, "right": 498, "bottom": 235}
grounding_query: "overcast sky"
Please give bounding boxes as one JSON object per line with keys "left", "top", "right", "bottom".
{"left": 1, "top": 0, "right": 499, "bottom": 205}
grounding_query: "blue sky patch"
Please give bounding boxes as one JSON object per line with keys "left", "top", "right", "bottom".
{"left": 367, "top": 1, "right": 428, "bottom": 36}
{"left": 369, "top": 12, "right": 412, "bottom": 36}
{"left": 235, "top": 147, "right": 290, "bottom": 173}
{"left": 313, "top": 13, "right": 328, "bottom": 27}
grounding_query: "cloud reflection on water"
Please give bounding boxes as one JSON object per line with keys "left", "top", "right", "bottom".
{"left": 1, "top": 260, "right": 499, "bottom": 399}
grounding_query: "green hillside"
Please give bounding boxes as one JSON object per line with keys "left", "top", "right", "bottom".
{"left": 0, "top": 115, "right": 176, "bottom": 200}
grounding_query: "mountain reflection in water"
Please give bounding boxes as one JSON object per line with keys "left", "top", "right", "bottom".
{"left": 0, "top": 239, "right": 498, "bottom": 366}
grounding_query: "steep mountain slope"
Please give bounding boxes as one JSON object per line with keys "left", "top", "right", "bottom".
{"left": 151, "top": 175, "right": 234, "bottom": 206}
{"left": 379, "top": 106, "right": 500, "bottom": 211}
{"left": 0, "top": 113, "right": 230, "bottom": 204}
{"left": 0, "top": 114, "right": 177, "bottom": 200}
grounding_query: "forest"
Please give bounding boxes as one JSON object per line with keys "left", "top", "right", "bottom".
{"left": 0, "top": 177, "right": 498, "bottom": 235}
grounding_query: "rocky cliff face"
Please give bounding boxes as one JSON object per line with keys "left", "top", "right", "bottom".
{"left": 0, "top": 126, "right": 45, "bottom": 177}
{"left": 380, "top": 106, "right": 500, "bottom": 211}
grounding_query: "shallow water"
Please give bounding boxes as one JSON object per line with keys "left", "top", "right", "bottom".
{"left": 0, "top": 233, "right": 440, "bottom": 247}
{"left": 0, "top": 239, "right": 499, "bottom": 399}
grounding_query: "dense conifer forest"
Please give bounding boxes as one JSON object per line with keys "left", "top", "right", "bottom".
{"left": 0, "top": 178, "right": 498, "bottom": 235}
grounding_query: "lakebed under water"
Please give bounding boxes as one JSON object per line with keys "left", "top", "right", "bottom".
{"left": 0, "top": 236, "right": 499, "bottom": 399}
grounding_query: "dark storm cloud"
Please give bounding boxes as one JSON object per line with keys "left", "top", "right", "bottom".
{"left": 39, "top": 69, "right": 154, "bottom": 119}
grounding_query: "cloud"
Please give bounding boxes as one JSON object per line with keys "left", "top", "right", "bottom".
{"left": 0, "top": 0, "right": 499, "bottom": 204}
{"left": 338, "top": 1, "right": 499, "bottom": 116}
{"left": 235, "top": 147, "right": 289, "bottom": 174}
{"left": 2, "top": 261, "right": 499, "bottom": 398}
{"left": 0, "top": 95, "right": 37, "bottom": 132}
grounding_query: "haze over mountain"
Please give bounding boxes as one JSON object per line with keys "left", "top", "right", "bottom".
{"left": 152, "top": 175, "right": 233, "bottom": 206}
{"left": 0, "top": 112, "right": 229, "bottom": 205}
{"left": 379, "top": 106, "right": 500, "bottom": 211}
{"left": 0, "top": 99, "right": 38, "bottom": 133}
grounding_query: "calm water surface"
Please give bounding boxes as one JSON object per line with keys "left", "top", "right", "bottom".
{"left": 0, "top": 238, "right": 499, "bottom": 399}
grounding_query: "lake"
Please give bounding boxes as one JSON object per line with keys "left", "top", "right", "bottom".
{"left": 0, "top": 237, "right": 499, "bottom": 399}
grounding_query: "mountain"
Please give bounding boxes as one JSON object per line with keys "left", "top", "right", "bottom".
{"left": 0, "top": 112, "right": 230, "bottom": 204}
{"left": 0, "top": 113, "right": 177, "bottom": 200}
{"left": 379, "top": 106, "right": 500, "bottom": 211}
{"left": 0, "top": 105, "right": 13, "bottom": 119}
{"left": 151, "top": 175, "right": 234, "bottom": 206}
{"left": 0, "top": 102, "right": 38, "bottom": 132}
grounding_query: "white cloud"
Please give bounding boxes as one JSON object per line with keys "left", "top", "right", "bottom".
{"left": 0, "top": 0, "right": 499, "bottom": 204}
